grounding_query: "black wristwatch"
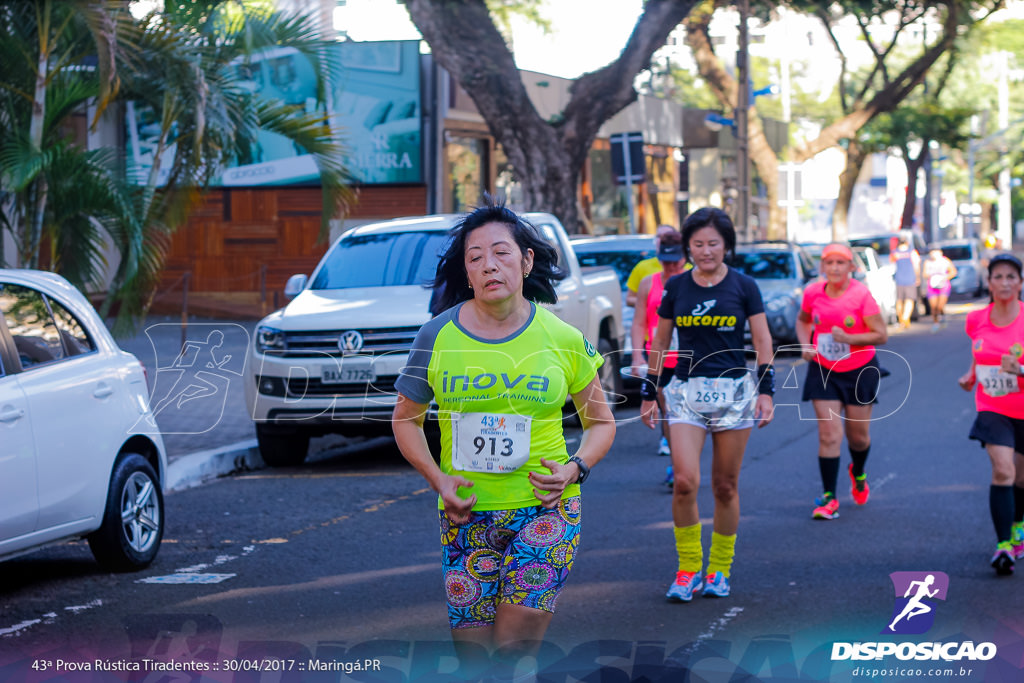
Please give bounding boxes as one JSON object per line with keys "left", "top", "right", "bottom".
{"left": 568, "top": 455, "right": 590, "bottom": 484}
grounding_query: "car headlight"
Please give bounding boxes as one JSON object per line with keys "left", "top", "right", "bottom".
{"left": 256, "top": 325, "right": 285, "bottom": 353}
{"left": 765, "top": 297, "right": 789, "bottom": 313}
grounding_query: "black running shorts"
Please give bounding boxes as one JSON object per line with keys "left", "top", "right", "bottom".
{"left": 969, "top": 410, "right": 1024, "bottom": 451}
{"left": 801, "top": 356, "right": 881, "bottom": 406}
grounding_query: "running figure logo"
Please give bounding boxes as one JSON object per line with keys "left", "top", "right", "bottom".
{"left": 131, "top": 323, "right": 249, "bottom": 435}
{"left": 691, "top": 299, "right": 717, "bottom": 317}
{"left": 883, "top": 571, "right": 949, "bottom": 635}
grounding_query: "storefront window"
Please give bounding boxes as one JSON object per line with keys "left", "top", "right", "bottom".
{"left": 447, "top": 136, "right": 486, "bottom": 212}
{"left": 494, "top": 145, "right": 525, "bottom": 210}
{"left": 588, "top": 147, "right": 629, "bottom": 234}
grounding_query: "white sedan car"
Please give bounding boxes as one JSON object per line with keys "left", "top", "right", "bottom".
{"left": 0, "top": 270, "right": 167, "bottom": 570}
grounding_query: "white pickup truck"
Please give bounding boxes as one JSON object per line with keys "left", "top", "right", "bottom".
{"left": 244, "top": 213, "right": 625, "bottom": 466}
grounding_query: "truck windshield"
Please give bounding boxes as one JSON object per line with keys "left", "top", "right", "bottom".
{"left": 732, "top": 252, "right": 795, "bottom": 280}
{"left": 311, "top": 231, "right": 451, "bottom": 289}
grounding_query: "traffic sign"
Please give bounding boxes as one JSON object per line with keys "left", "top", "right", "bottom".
{"left": 610, "top": 132, "right": 645, "bottom": 185}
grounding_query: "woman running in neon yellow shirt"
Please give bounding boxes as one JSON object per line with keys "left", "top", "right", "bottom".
{"left": 393, "top": 200, "right": 615, "bottom": 680}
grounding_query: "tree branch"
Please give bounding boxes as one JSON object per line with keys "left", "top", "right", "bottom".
{"left": 815, "top": 6, "right": 850, "bottom": 113}
{"left": 684, "top": 2, "right": 733, "bottom": 109}
{"left": 559, "top": 0, "right": 698, "bottom": 164}
{"left": 794, "top": 1, "right": 964, "bottom": 162}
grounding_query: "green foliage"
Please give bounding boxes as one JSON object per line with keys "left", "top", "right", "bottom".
{"left": 665, "top": 67, "right": 720, "bottom": 109}
{"left": 864, "top": 102, "right": 973, "bottom": 152}
{"left": 485, "top": 0, "right": 552, "bottom": 35}
{"left": 0, "top": 0, "right": 354, "bottom": 334}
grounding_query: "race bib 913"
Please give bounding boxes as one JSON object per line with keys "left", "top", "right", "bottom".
{"left": 451, "top": 412, "right": 531, "bottom": 473}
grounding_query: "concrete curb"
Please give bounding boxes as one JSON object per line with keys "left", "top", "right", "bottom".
{"left": 165, "top": 439, "right": 265, "bottom": 492}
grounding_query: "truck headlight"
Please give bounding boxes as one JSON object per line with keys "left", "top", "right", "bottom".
{"left": 256, "top": 326, "right": 285, "bottom": 353}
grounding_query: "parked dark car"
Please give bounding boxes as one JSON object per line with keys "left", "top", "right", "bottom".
{"left": 933, "top": 238, "right": 986, "bottom": 297}
{"left": 731, "top": 242, "right": 818, "bottom": 344}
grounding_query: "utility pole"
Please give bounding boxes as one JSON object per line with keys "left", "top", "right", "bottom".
{"left": 997, "top": 50, "right": 1012, "bottom": 248}
{"left": 736, "top": 0, "right": 751, "bottom": 240}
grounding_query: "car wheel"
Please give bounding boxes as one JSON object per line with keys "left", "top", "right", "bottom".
{"left": 87, "top": 454, "right": 163, "bottom": 572}
{"left": 256, "top": 424, "right": 310, "bottom": 467}
{"left": 598, "top": 337, "right": 622, "bottom": 413}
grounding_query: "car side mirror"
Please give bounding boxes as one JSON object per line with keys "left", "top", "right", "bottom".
{"left": 284, "top": 274, "right": 308, "bottom": 300}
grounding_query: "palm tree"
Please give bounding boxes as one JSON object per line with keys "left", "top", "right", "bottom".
{"left": 99, "top": 0, "right": 352, "bottom": 330}
{"left": 1, "top": 0, "right": 352, "bottom": 333}
{"left": 0, "top": 0, "right": 128, "bottom": 278}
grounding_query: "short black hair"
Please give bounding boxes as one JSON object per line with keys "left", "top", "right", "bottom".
{"left": 430, "top": 197, "right": 565, "bottom": 314}
{"left": 680, "top": 207, "right": 736, "bottom": 262}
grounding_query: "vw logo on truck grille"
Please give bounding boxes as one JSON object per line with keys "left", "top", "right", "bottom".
{"left": 338, "top": 330, "right": 364, "bottom": 353}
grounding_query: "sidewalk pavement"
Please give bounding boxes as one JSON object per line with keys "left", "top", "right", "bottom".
{"left": 116, "top": 316, "right": 268, "bottom": 493}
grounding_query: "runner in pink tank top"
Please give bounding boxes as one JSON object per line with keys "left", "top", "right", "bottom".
{"left": 958, "top": 253, "right": 1024, "bottom": 575}
{"left": 631, "top": 230, "right": 687, "bottom": 465}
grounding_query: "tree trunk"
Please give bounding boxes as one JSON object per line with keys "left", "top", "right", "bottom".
{"left": 405, "top": 0, "right": 697, "bottom": 233}
{"left": 833, "top": 140, "right": 868, "bottom": 242}
{"left": 900, "top": 151, "right": 926, "bottom": 230}
{"left": 749, "top": 120, "right": 783, "bottom": 239}
{"left": 23, "top": 45, "right": 50, "bottom": 268}
{"left": 684, "top": 7, "right": 784, "bottom": 239}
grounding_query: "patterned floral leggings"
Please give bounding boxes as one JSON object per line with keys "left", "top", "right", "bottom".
{"left": 439, "top": 496, "right": 582, "bottom": 629}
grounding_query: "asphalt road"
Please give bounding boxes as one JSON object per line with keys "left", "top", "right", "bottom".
{"left": 2, "top": 302, "right": 1022, "bottom": 682}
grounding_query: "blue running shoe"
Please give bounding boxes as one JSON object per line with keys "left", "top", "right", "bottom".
{"left": 666, "top": 571, "right": 702, "bottom": 602}
{"left": 659, "top": 437, "right": 671, "bottom": 456}
{"left": 703, "top": 571, "right": 731, "bottom": 597}
{"left": 663, "top": 465, "right": 674, "bottom": 488}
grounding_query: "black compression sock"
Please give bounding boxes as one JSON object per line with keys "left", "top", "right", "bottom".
{"left": 990, "top": 485, "right": 1014, "bottom": 543}
{"left": 819, "top": 457, "right": 840, "bottom": 497}
{"left": 1014, "top": 485, "right": 1024, "bottom": 524}
{"left": 850, "top": 445, "right": 870, "bottom": 478}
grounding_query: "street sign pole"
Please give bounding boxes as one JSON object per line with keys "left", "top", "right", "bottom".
{"left": 737, "top": 0, "right": 751, "bottom": 241}
{"left": 610, "top": 131, "right": 645, "bottom": 234}
{"left": 623, "top": 140, "right": 636, "bottom": 234}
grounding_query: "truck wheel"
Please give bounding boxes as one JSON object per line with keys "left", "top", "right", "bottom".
{"left": 256, "top": 424, "right": 310, "bottom": 467}
{"left": 598, "top": 337, "right": 622, "bottom": 413}
{"left": 87, "top": 454, "right": 163, "bottom": 572}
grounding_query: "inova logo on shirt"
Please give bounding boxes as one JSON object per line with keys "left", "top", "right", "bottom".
{"left": 440, "top": 370, "right": 550, "bottom": 394}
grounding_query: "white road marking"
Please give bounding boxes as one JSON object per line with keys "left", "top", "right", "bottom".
{"left": 695, "top": 606, "right": 745, "bottom": 642}
{"left": 0, "top": 619, "right": 42, "bottom": 637}
{"left": 1, "top": 602, "right": 102, "bottom": 639}
{"left": 137, "top": 573, "right": 237, "bottom": 585}
{"left": 673, "top": 605, "right": 746, "bottom": 658}
{"left": 64, "top": 599, "right": 102, "bottom": 614}
{"left": 140, "top": 545, "right": 255, "bottom": 584}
